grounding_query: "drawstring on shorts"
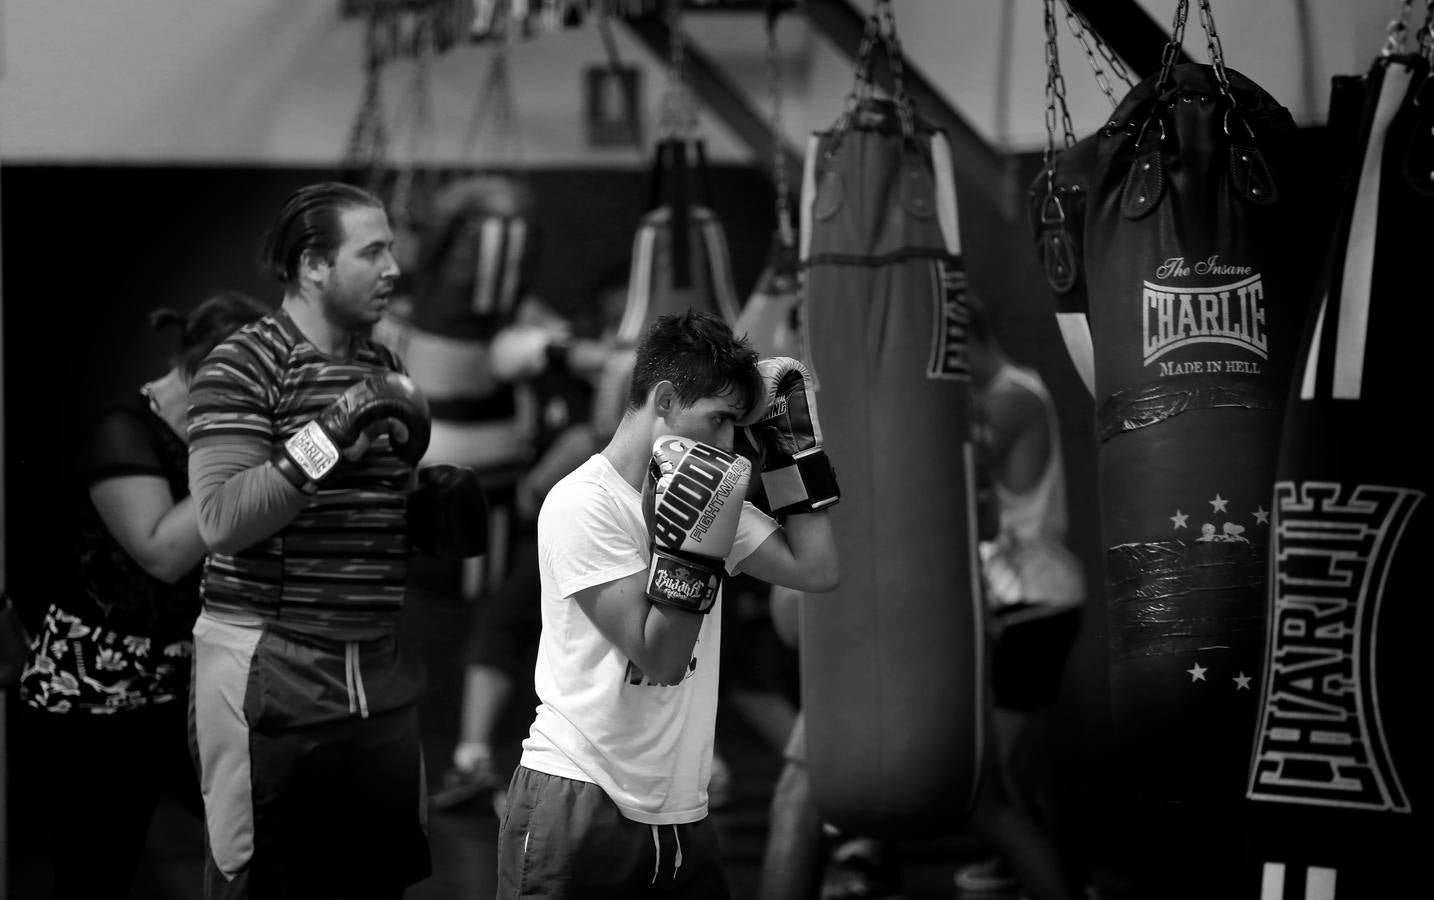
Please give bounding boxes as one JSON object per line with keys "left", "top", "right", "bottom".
{"left": 344, "top": 641, "right": 371, "bottom": 718}
{"left": 649, "top": 824, "right": 684, "bottom": 884}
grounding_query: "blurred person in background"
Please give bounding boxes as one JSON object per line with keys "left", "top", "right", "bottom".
{"left": 18, "top": 291, "right": 270, "bottom": 900}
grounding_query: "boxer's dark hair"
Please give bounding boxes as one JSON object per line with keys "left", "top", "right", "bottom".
{"left": 262, "top": 182, "right": 385, "bottom": 286}
{"left": 629, "top": 310, "right": 760, "bottom": 415}
{"left": 150, "top": 291, "right": 270, "bottom": 378}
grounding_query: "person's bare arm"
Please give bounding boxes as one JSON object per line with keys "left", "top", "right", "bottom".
{"left": 90, "top": 478, "right": 209, "bottom": 583}
{"left": 574, "top": 570, "right": 705, "bottom": 685}
{"left": 737, "top": 511, "right": 839, "bottom": 594}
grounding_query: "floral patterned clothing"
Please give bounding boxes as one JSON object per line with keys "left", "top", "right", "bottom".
{"left": 20, "top": 390, "right": 200, "bottom": 714}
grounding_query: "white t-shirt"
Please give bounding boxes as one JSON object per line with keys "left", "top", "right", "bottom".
{"left": 519, "top": 452, "right": 779, "bottom": 825}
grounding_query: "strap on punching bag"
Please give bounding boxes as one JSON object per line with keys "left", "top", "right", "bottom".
{"left": 646, "top": 137, "right": 708, "bottom": 290}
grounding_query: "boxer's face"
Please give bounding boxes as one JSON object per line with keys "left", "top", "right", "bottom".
{"left": 319, "top": 204, "right": 400, "bottom": 331}
{"left": 659, "top": 389, "right": 748, "bottom": 453}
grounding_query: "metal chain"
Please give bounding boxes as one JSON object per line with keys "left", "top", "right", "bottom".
{"left": 833, "top": 10, "right": 881, "bottom": 136}
{"left": 766, "top": 12, "right": 794, "bottom": 248}
{"left": 1196, "top": 0, "right": 1232, "bottom": 100}
{"left": 875, "top": 0, "right": 916, "bottom": 137}
{"left": 1382, "top": 0, "right": 1417, "bottom": 56}
{"left": 1059, "top": 0, "right": 1132, "bottom": 109}
{"left": 463, "top": 44, "right": 522, "bottom": 164}
{"left": 1041, "top": 0, "right": 1076, "bottom": 211}
{"left": 1044, "top": 0, "right": 1076, "bottom": 156}
{"left": 1154, "top": 0, "right": 1190, "bottom": 96}
{"left": 390, "top": 14, "right": 436, "bottom": 231}
{"left": 657, "top": 0, "right": 698, "bottom": 139}
{"left": 343, "top": 12, "right": 393, "bottom": 186}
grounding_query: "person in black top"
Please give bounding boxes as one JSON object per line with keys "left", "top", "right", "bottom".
{"left": 18, "top": 291, "right": 269, "bottom": 900}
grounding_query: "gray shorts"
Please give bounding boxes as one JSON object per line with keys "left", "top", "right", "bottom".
{"left": 496, "top": 766, "right": 729, "bottom": 899}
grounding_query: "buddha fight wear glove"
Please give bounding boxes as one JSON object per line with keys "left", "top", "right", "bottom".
{"left": 743, "top": 357, "right": 840, "bottom": 515}
{"left": 644, "top": 436, "right": 751, "bottom": 614}
{"left": 273, "top": 372, "right": 432, "bottom": 490}
{"left": 408, "top": 465, "right": 489, "bottom": 559}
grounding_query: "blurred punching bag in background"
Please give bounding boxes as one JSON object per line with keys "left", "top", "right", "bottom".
{"left": 378, "top": 175, "right": 540, "bottom": 481}
{"left": 798, "top": 0, "right": 983, "bottom": 838}
{"left": 1243, "top": 38, "right": 1432, "bottom": 899}
{"left": 591, "top": 132, "right": 742, "bottom": 440}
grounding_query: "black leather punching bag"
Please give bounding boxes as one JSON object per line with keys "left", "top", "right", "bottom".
{"left": 1242, "top": 50, "right": 1431, "bottom": 900}
{"left": 1068, "top": 45, "right": 1321, "bottom": 893}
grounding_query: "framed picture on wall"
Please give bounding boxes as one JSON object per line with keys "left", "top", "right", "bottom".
{"left": 585, "top": 65, "right": 643, "bottom": 149}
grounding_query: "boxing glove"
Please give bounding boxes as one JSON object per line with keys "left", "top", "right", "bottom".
{"left": 742, "top": 357, "right": 840, "bottom": 515}
{"left": 408, "top": 464, "right": 489, "bottom": 559}
{"left": 644, "top": 436, "right": 751, "bottom": 614}
{"left": 272, "top": 372, "right": 432, "bottom": 491}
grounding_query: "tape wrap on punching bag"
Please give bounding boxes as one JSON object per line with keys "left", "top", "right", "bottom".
{"left": 800, "top": 98, "right": 983, "bottom": 837}
{"left": 1075, "top": 63, "right": 1318, "bottom": 857}
{"left": 1241, "top": 54, "right": 1431, "bottom": 899}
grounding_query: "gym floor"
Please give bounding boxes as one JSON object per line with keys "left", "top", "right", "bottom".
{"left": 7, "top": 556, "right": 1030, "bottom": 900}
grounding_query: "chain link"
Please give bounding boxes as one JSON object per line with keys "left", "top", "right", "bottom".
{"left": 389, "top": 16, "right": 436, "bottom": 231}
{"left": 1059, "top": 0, "right": 1132, "bottom": 109}
{"left": 875, "top": 0, "right": 916, "bottom": 136}
{"left": 1196, "top": 0, "right": 1232, "bottom": 100}
{"left": 1040, "top": 0, "right": 1076, "bottom": 218}
{"left": 344, "top": 11, "right": 394, "bottom": 188}
{"left": 1155, "top": 0, "right": 1190, "bottom": 96}
{"left": 657, "top": 0, "right": 699, "bottom": 139}
{"left": 833, "top": 9, "right": 882, "bottom": 135}
{"left": 766, "top": 14, "right": 794, "bottom": 248}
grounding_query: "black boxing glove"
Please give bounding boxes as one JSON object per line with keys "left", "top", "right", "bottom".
{"left": 272, "top": 372, "right": 432, "bottom": 491}
{"left": 408, "top": 465, "right": 490, "bottom": 559}
{"left": 742, "top": 357, "right": 840, "bottom": 515}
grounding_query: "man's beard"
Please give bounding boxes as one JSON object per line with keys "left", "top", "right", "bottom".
{"left": 321, "top": 285, "right": 380, "bottom": 336}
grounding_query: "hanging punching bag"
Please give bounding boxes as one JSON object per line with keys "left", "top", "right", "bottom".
{"left": 1242, "top": 49, "right": 1431, "bottom": 900}
{"left": 594, "top": 137, "right": 742, "bottom": 440}
{"left": 733, "top": 235, "right": 804, "bottom": 361}
{"left": 798, "top": 4, "right": 982, "bottom": 836}
{"left": 616, "top": 137, "right": 741, "bottom": 344}
{"left": 1072, "top": 4, "right": 1320, "bottom": 887}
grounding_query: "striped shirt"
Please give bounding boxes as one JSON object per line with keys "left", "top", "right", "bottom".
{"left": 188, "top": 310, "right": 413, "bottom": 640}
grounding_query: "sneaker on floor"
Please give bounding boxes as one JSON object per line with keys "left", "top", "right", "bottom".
{"left": 953, "top": 856, "right": 1018, "bottom": 893}
{"left": 822, "top": 836, "right": 905, "bottom": 900}
{"left": 429, "top": 757, "right": 500, "bottom": 812}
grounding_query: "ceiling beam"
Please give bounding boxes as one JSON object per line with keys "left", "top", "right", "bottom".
{"left": 799, "top": 0, "right": 1019, "bottom": 223}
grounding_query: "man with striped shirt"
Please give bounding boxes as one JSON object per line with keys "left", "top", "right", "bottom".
{"left": 186, "top": 182, "right": 460, "bottom": 899}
